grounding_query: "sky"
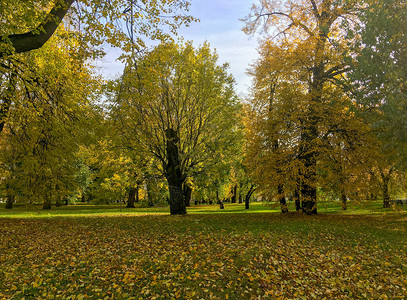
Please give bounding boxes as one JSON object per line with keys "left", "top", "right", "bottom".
{"left": 96, "top": 0, "right": 260, "bottom": 96}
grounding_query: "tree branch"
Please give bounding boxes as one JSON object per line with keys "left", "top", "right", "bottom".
{"left": 0, "top": 0, "right": 74, "bottom": 58}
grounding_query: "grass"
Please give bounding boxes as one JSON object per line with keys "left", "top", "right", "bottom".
{"left": 0, "top": 200, "right": 405, "bottom": 218}
{"left": 0, "top": 202, "right": 406, "bottom": 299}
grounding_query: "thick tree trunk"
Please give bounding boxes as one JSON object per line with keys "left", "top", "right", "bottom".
{"left": 126, "top": 187, "right": 137, "bottom": 208}
{"left": 168, "top": 185, "right": 185, "bottom": 213}
{"left": 165, "top": 128, "right": 186, "bottom": 215}
{"left": 294, "top": 188, "right": 301, "bottom": 212}
{"left": 278, "top": 184, "right": 288, "bottom": 213}
{"left": 43, "top": 198, "right": 52, "bottom": 210}
{"left": 183, "top": 183, "right": 192, "bottom": 207}
{"left": 135, "top": 186, "right": 139, "bottom": 203}
{"left": 146, "top": 184, "right": 154, "bottom": 207}
{"left": 231, "top": 185, "right": 237, "bottom": 203}
{"left": 5, "top": 195, "right": 14, "bottom": 209}
{"left": 219, "top": 200, "right": 224, "bottom": 209}
{"left": 382, "top": 173, "right": 391, "bottom": 208}
{"left": 300, "top": 130, "right": 318, "bottom": 215}
{"left": 245, "top": 184, "right": 256, "bottom": 210}
{"left": 341, "top": 191, "right": 347, "bottom": 211}
{"left": 238, "top": 193, "right": 243, "bottom": 204}
{"left": 1, "top": 0, "right": 75, "bottom": 58}
{"left": 299, "top": 22, "right": 329, "bottom": 215}
{"left": 380, "top": 169, "right": 393, "bottom": 208}
{"left": 55, "top": 197, "right": 62, "bottom": 207}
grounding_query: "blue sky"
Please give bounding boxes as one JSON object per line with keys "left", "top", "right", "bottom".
{"left": 97, "top": 0, "right": 259, "bottom": 96}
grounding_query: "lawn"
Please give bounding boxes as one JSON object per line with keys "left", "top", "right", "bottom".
{"left": 0, "top": 202, "right": 406, "bottom": 299}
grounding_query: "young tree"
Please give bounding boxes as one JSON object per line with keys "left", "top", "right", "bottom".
{"left": 111, "top": 41, "right": 240, "bottom": 215}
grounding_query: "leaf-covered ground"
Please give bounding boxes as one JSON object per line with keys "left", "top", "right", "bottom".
{"left": 1, "top": 212, "right": 406, "bottom": 299}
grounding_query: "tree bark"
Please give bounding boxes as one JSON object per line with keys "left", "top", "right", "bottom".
{"left": 294, "top": 188, "right": 301, "bottom": 212}
{"left": 278, "top": 184, "right": 288, "bottom": 213}
{"left": 231, "top": 185, "right": 237, "bottom": 203}
{"left": 381, "top": 171, "right": 391, "bottom": 208}
{"left": 43, "top": 198, "right": 52, "bottom": 210}
{"left": 164, "top": 128, "right": 186, "bottom": 215}
{"left": 183, "top": 183, "right": 192, "bottom": 207}
{"left": 135, "top": 186, "right": 139, "bottom": 203}
{"left": 5, "top": 195, "right": 14, "bottom": 209}
{"left": 126, "top": 187, "right": 137, "bottom": 208}
{"left": 341, "top": 192, "right": 347, "bottom": 210}
{"left": 245, "top": 184, "right": 256, "bottom": 210}
{"left": 299, "top": 125, "right": 318, "bottom": 215}
{"left": 0, "top": 0, "right": 75, "bottom": 58}
{"left": 219, "top": 200, "right": 224, "bottom": 209}
{"left": 55, "top": 197, "right": 62, "bottom": 207}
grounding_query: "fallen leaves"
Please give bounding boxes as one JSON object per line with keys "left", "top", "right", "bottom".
{"left": 0, "top": 213, "right": 406, "bottom": 299}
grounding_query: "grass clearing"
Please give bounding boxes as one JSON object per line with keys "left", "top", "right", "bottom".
{"left": 0, "top": 203, "right": 406, "bottom": 299}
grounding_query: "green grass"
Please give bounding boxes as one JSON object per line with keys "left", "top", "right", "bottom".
{"left": 0, "top": 202, "right": 406, "bottom": 299}
{"left": 1, "top": 200, "right": 405, "bottom": 218}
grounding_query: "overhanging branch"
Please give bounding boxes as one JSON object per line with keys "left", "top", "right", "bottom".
{"left": 0, "top": 0, "right": 75, "bottom": 58}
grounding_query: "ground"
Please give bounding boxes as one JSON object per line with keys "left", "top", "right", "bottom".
{"left": 0, "top": 202, "right": 406, "bottom": 299}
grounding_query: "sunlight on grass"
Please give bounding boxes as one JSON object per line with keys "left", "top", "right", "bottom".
{"left": 1, "top": 200, "right": 405, "bottom": 219}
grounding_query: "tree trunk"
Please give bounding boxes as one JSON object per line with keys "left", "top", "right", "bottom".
{"left": 341, "top": 192, "right": 347, "bottom": 211}
{"left": 146, "top": 184, "right": 154, "bottom": 207}
{"left": 55, "top": 197, "right": 62, "bottom": 207}
{"left": 300, "top": 142, "right": 318, "bottom": 215}
{"left": 43, "top": 198, "right": 52, "bottom": 210}
{"left": 219, "top": 200, "right": 224, "bottom": 209}
{"left": 245, "top": 184, "right": 256, "bottom": 210}
{"left": 81, "top": 194, "right": 86, "bottom": 203}
{"left": 126, "top": 187, "right": 137, "bottom": 208}
{"left": 165, "top": 128, "right": 186, "bottom": 215}
{"left": 231, "top": 185, "right": 237, "bottom": 203}
{"left": 381, "top": 172, "right": 391, "bottom": 208}
{"left": 183, "top": 183, "right": 192, "bottom": 207}
{"left": 5, "top": 195, "right": 14, "bottom": 209}
{"left": 238, "top": 193, "right": 243, "bottom": 204}
{"left": 278, "top": 184, "right": 288, "bottom": 213}
{"left": 135, "top": 186, "right": 139, "bottom": 203}
{"left": 216, "top": 190, "right": 220, "bottom": 204}
{"left": 294, "top": 188, "right": 301, "bottom": 212}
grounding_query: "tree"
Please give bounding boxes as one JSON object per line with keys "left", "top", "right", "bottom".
{"left": 111, "top": 41, "right": 240, "bottom": 215}
{"left": 0, "top": 28, "right": 101, "bottom": 209}
{"left": 243, "top": 0, "right": 364, "bottom": 214}
{"left": 0, "top": 0, "right": 195, "bottom": 139}
{"left": 0, "top": 0, "right": 195, "bottom": 58}
{"left": 349, "top": 0, "right": 407, "bottom": 207}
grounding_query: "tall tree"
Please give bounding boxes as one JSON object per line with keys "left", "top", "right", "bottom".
{"left": 0, "top": 28, "right": 101, "bottom": 209}
{"left": 111, "top": 41, "right": 240, "bottom": 215}
{"left": 243, "top": 0, "right": 363, "bottom": 214}
{"left": 350, "top": 0, "right": 407, "bottom": 206}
